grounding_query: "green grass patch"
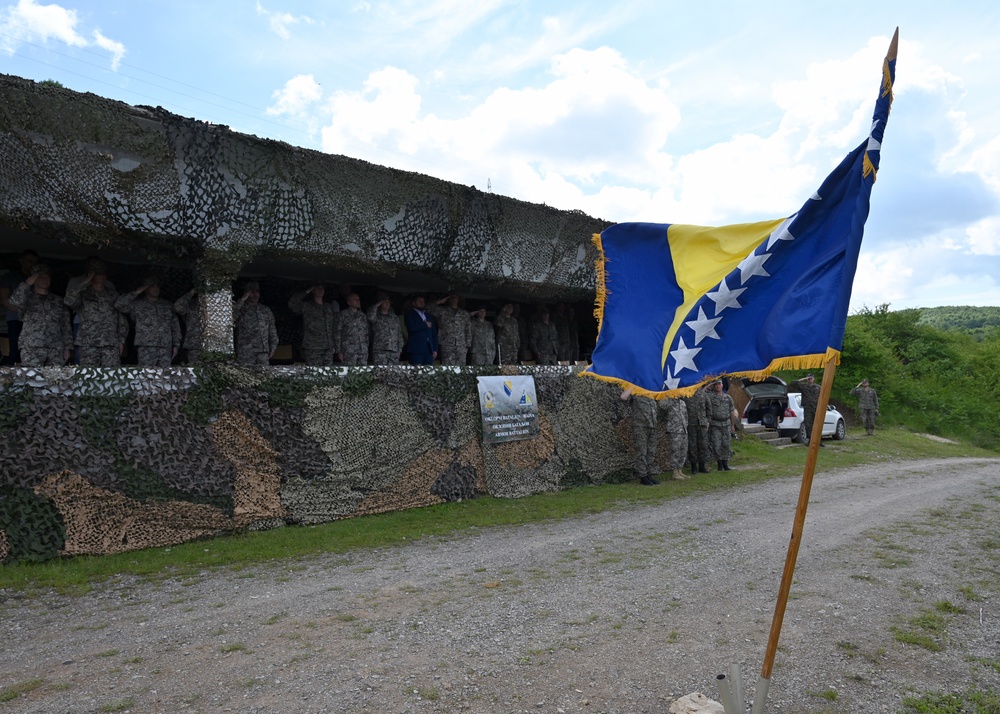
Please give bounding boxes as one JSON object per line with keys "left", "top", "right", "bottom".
{"left": 0, "top": 678, "right": 44, "bottom": 702}
{"left": 98, "top": 699, "right": 136, "bottom": 713}
{"left": 901, "top": 688, "right": 1000, "bottom": 713}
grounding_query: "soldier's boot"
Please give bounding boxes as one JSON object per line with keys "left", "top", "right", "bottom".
{"left": 639, "top": 475, "right": 657, "bottom": 486}
{"left": 647, "top": 473, "right": 661, "bottom": 485}
{"left": 698, "top": 461, "right": 707, "bottom": 473}
{"left": 720, "top": 460, "right": 733, "bottom": 471}
{"left": 672, "top": 469, "right": 689, "bottom": 481}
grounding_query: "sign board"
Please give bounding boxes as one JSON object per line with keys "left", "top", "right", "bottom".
{"left": 476, "top": 375, "right": 540, "bottom": 444}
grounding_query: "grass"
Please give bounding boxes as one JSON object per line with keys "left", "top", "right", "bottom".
{"left": 0, "top": 426, "right": 993, "bottom": 593}
{"left": 0, "top": 678, "right": 44, "bottom": 702}
{"left": 901, "top": 688, "right": 1000, "bottom": 713}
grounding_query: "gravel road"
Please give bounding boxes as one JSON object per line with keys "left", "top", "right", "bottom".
{"left": 2, "top": 456, "right": 999, "bottom": 714}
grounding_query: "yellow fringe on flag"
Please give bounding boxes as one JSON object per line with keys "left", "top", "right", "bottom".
{"left": 591, "top": 232, "right": 608, "bottom": 334}
{"left": 578, "top": 348, "right": 842, "bottom": 400}
{"left": 862, "top": 152, "right": 877, "bottom": 181}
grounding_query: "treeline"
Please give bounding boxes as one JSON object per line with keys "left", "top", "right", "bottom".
{"left": 916, "top": 305, "right": 1000, "bottom": 339}
{"left": 778, "top": 304, "right": 1000, "bottom": 450}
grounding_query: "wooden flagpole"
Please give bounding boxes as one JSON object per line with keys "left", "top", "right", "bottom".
{"left": 751, "top": 353, "right": 838, "bottom": 712}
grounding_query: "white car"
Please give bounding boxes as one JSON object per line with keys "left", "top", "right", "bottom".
{"left": 741, "top": 376, "right": 847, "bottom": 443}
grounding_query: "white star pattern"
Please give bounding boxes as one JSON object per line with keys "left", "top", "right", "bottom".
{"left": 669, "top": 336, "right": 701, "bottom": 373}
{"left": 737, "top": 250, "right": 772, "bottom": 284}
{"left": 685, "top": 306, "right": 722, "bottom": 345}
{"left": 867, "top": 119, "right": 881, "bottom": 152}
{"left": 667, "top": 218, "right": 804, "bottom": 389}
{"left": 706, "top": 278, "right": 745, "bottom": 313}
{"left": 766, "top": 216, "right": 796, "bottom": 250}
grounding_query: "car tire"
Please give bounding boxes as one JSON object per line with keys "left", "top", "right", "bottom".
{"left": 795, "top": 423, "right": 808, "bottom": 444}
{"left": 834, "top": 419, "right": 846, "bottom": 440}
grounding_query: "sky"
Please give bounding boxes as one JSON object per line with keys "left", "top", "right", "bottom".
{"left": 2, "top": 0, "right": 999, "bottom": 311}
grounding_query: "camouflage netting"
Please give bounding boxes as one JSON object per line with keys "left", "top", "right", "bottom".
{"left": 0, "top": 74, "right": 611, "bottom": 355}
{"left": 0, "top": 365, "right": 682, "bottom": 563}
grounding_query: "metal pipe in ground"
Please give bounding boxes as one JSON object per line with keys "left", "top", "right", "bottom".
{"left": 750, "top": 676, "right": 770, "bottom": 714}
{"left": 728, "top": 664, "right": 746, "bottom": 712}
{"left": 715, "top": 673, "right": 739, "bottom": 714}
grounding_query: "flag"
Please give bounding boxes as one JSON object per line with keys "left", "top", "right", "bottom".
{"left": 584, "top": 30, "right": 897, "bottom": 398}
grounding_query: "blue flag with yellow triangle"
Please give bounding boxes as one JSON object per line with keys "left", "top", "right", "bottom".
{"left": 584, "top": 30, "right": 897, "bottom": 398}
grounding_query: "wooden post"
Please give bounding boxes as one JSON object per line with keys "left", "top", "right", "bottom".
{"left": 759, "top": 355, "right": 838, "bottom": 680}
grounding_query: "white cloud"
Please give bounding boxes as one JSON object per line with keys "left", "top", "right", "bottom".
{"left": 255, "top": 1, "right": 315, "bottom": 40}
{"left": 267, "top": 74, "right": 323, "bottom": 117}
{"left": 0, "top": 0, "right": 124, "bottom": 67}
{"left": 965, "top": 217, "right": 1000, "bottom": 256}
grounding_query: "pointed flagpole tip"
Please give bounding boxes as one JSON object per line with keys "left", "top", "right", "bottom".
{"left": 887, "top": 27, "right": 899, "bottom": 62}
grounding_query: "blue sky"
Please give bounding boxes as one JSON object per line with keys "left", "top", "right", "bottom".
{"left": 2, "top": 0, "right": 999, "bottom": 310}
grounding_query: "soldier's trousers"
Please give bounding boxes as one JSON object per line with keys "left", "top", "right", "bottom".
{"left": 536, "top": 353, "right": 557, "bottom": 365}
{"left": 236, "top": 351, "right": 270, "bottom": 367}
{"left": 633, "top": 423, "right": 658, "bottom": 477}
{"left": 302, "top": 349, "right": 333, "bottom": 366}
{"left": 708, "top": 422, "right": 733, "bottom": 460}
{"left": 20, "top": 347, "right": 66, "bottom": 366}
{"left": 439, "top": 347, "right": 467, "bottom": 365}
{"left": 665, "top": 430, "right": 688, "bottom": 470}
{"left": 687, "top": 424, "right": 709, "bottom": 465}
{"left": 470, "top": 352, "right": 494, "bottom": 365}
{"left": 78, "top": 346, "right": 120, "bottom": 367}
{"left": 861, "top": 409, "right": 877, "bottom": 434}
{"left": 340, "top": 351, "right": 368, "bottom": 366}
{"left": 136, "top": 346, "right": 172, "bottom": 367}
{"left": 372, "top": 350, "right": 399, "bottom": 365}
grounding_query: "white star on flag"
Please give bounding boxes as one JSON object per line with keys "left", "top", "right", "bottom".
{"left": 670, "top": 336, "right": 701, "bottom": 373}
{"left": 685, "top": 306, "right": 722, "bottom": 345}
{"left": 707, "top": 278, "right": 746, "bottom": 313}
{"left": 737, "top": 250, "right": 772, "bottom": 285}
{"left": 766, "top": 216, "right": 797, "bottom": 250}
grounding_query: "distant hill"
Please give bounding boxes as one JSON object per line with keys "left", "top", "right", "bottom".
{"left": 916, "top": 305, "right": 1000, "bottom": 338}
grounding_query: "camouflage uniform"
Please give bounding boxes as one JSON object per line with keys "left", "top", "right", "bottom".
{"left": 469, "top": 317, "right": 496, "bottom": 365}
{"left": 10, "top": 282, "right": 72, "bottom": 366}
{"left": 530, "top": 319, "right": 559, "bottom": 365}
{"left": 65, "top": 284, "right": 128, "bottom": 367}
{"left": 338, "top": 308, "right": 370, "bottom": 365}
{"left": 288, "top": 291, "right": 338, "bottom": 366}
{"left": 233, "top": 301, "right": 278, "bottom": 367}
{"left": 850, "top": 384, "right": 880, "bottom": 435}
{"left": 366, "top": 304, "right": 403, "bottom": 365}
{"left": 116, "top": 293, "right": 182, "bottom": 367}
{"left": 552, "top": 308, "right": 572, "bottom": 362}
{"left": 431, "top": 305, "right": 471, "bottom": 365}
{"left": 631, "top": 395, "right": 660, "bottom": 480}
{"left": 493, "top": 313, "right": 520, "bottom": 365}
{"left": 797, "top": 379, "right": 821, "bottom": 443}
{"left": 706, "top": 389, "right": 736, "bottom": 462}
{"left": 661, "top": 397, "right": 688, "bottom": 471}
{"left": 684, "top": 389, "right": 711, "bottom": 471}
{"left": 173, "top": 291, "right": 203, "bottom": 363}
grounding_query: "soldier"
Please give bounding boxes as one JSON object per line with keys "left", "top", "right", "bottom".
{"left": 529, "top": 307, "right": 559, "bottom": 365}
{"left": 367, "top": 292, "right": 403, "bottom": 365}
{"left": 621, "top": 387, "right": 660, "bottom": 485}
{"left": 233, "top": 281, "right": 278, "bottom": 367}
{"left": 115, "top": 275, "right": 181, "bottom": 367}
{"left": 552, "top": 303, "right": 573, "bottom": 362}
{"left": 566, "top": 305, "right": 580, "bottom": 362}
{"left": 0, "top": 248, "right": 38, "bottom": 364}
{"left": 684, "top": 385, "right": 712, "bottom": 474}
{"left": 64, "top": 261, "right": 128, "bottom": 367}
{"left": 173, "top": 289, "right": 203, "bottom": 363}
{"left": 494, "top": 302, "right": 520, "bottom": 365}
{"left": 9, "top": 264, "right": 72, "bottom": 366}
{"left": 662, "top": 396, "right": 689, "bottom": 480}
{"left": 469, "top": 308, "right": 496, "bottom": 365}
{"left": 430, "top": 294, "right": 472, "bottom": 365}
{"left": 706, "top": 379, "right": 738, "bottom": 471}
{"left": 288, "top": 284, "right": 338, "bottom": 366}
{"left": 337, "top": 292, "right": 369, "bottom": 365}
{"left": 850, "top": 378, "right": 880, "bottom": 435}
{"left": 404, "top": 295, "right": 438, "bottom": 365}
{"left": 795, "top": 373, "right": 822, "bottom": 445}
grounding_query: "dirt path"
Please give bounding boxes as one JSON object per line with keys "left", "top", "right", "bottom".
{"left": 2, "top": 457, "right": 999, "bottom": 713}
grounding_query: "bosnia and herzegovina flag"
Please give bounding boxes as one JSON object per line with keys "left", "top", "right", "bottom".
{"left": 584, "top": 30, "right": 898, "bottom": 398}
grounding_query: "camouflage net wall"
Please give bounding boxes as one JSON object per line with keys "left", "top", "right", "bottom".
{"left": 0, "top": 74, "right": 611, "bottom": 354}
{"left": 0, "top": 365, "right": 686, "bottom": 563}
